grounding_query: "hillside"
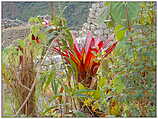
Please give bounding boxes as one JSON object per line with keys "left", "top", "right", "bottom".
{"left": 2, "top": 2, "right": 93, "bottom": 29}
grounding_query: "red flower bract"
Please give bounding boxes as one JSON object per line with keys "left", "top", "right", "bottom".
{"left": 32, "top": 34, "right": 41, "bottom": 44}
{"left": 54, "top": 32, "right": 118, "bottom": 85}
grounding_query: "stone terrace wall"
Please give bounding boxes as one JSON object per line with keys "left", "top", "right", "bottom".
{"left": 2, "top": 25, "right": 30, "bottom": 49}
{"left": 2, "top": 18, "right": 26, "bottom": 29}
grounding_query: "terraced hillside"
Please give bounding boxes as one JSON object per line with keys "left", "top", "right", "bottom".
{"left": 2, "top": 2, "right": 92, "bottom": 29}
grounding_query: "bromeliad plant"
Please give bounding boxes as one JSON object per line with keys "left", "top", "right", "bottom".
{"left": 54, "top": 32, "right": 118, "bottom": 89}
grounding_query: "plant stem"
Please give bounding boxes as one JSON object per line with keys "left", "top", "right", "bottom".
{"left": 15, "top": 34, "right": 62, "bottom": 116}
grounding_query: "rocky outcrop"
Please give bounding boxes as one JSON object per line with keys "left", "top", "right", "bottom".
{"left": 79, "top": 2, "right": 112, "bottom": 40}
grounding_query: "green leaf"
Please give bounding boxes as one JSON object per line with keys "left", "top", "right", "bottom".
{"left": 34, "top": 17, "right": 41, "bottom": 23}
{"left": 42, "top": 106, "right": 57, "bottom": 115}
{"left": 112, "top": 75, "right": 125, "bottom": 93}
{"left": 104, "top": 2, "right": 111, "bottom": 6}
{"left": 61, "top": 39, "right": 67, "bottom": 50}
{"left": 110, "top": 2, "right": 125, "bottom": 23}
{"left": 67, "top": 35, "right": 73, "bottom": 48}
{"left": 131, "top": 24, "right": 145, "bottom": 29}
{"left": 43, "top": 71, "right": 56, "bottom": 90}
{"left": 73, "top": 111, "right": 87, "bottom": 117}
{"left": 17, "top": 39, "right": 25, "bottom": 47}
{"left": 31, "top": 25, "right": 40, "bottom": 35}
{"left": 114, "top": 24, "right": 127, "bottom": 41}
{"left": 110, "top": 2, "right": 140, "bottom": 23}
{"left": 98, "top": 77, "right": 107, "bottom": 88}
{"left": 74, "top": 94, "right": 91, "bottom": 99}
{"left": 28, "top": 17, "right": 35, "bottom": 23}
{"left": 64, "top": 29, "right": 73, "bottom": 47}
{"left": 51, "top": 79, "right": 58, "bottom": 95}
{"left": 93, "top": 90, "right": 101, "bottom": 99}
{"left": 66, "top": 57, "right": 78, "bottom": 80}
{"left": 52, "top": 16, "right": 61, "bottom": 26}
{"left": 127, "top": 2, "right": 141, "bottom": 20}
{"left": 73, "top": 89, "right": 96, "bottom": 95}
{"left": 78, "top": 83, "right": 86, "bottom": 89}
{"left": 107, "top": 20, "right": 115, "bottom": 28}
{"left": 38, "top": 32, "right": 46, "bottom": 40}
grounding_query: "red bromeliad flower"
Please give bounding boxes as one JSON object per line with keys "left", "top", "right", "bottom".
{"left": 32, "top": 34, "right": 41, "bottom": 44}
{"left": 54, "top": 32, "right": 118, "bottom": 88}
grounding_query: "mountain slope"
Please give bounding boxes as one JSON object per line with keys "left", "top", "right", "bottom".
{"left": 2, "top": 2, "right": 93, "bottom": 29}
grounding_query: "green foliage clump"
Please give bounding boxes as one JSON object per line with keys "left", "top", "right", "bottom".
{"left": 97, "top": 1, "right": 156, "bottom": 117}
{"left": 2, "top": 2, "right": 156, "bottom": 118}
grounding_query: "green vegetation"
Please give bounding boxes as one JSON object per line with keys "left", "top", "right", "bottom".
{"left": 99, "top": 2, "right": 156, "bottom": 116}
{"left": 2, "top": 1, "right": 156, "bottom": 117}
